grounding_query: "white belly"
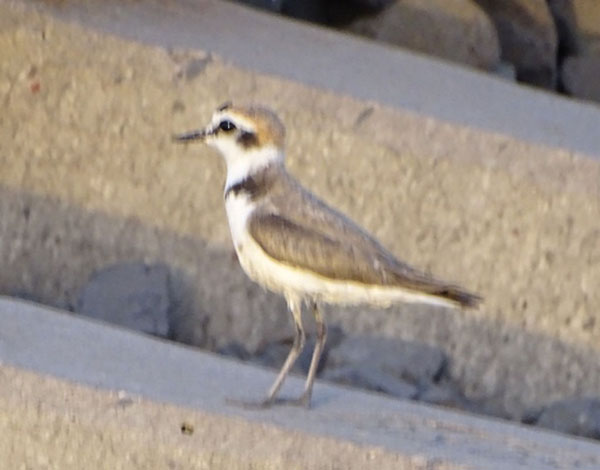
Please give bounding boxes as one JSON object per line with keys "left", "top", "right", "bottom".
{"left": 225, "top": 193, "right": 290, "bottom": 295}
{"left": 224, "top": 194, "right": 454, "bottom": 308}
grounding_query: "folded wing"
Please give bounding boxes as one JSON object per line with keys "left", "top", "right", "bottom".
{"left": 247, "top": 212, "right": 481, "bottom": 308}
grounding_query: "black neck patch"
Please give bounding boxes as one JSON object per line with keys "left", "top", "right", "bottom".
{"left": 223, "top": 167, "right": 275, "bottom": 201}
{"left": 224, "top": 175, "right": 267, "bottom": 201}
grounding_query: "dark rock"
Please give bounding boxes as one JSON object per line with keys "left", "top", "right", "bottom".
{"left": 282, "top": 0, "right": 327, "bottom": 22}
{"left": 322, "top": 365, "right": 418, "bottom": 399}
{"left": 521, "top": 406, "right": 544, "bottom": 425}
{"left": 327, "top": 335, "right": 448, "bottom": 385}
{"left": 417, "top": 382, "right": 472, "bottom": 410}
{"left": 236, "top": 0, "right": 327, "bottom": 21}
{"left": 232, "top": 0, "right": 284, "bottom": 14}
{"left": 561, "top": 53, "right": 600, "bottom": 104}
{"left": 547, "top": 0, "right": 600, "bottom": 56}
{"left": 475, "top": 0, "right": 558, "bottom": 88}
{"left": 534, "top": 397, "right": 600, "bottom": 439}
{"left": 216, "top": 341, "right": 250, "bottom": 360}
{"left": 546, "top": 0, "right": 580, "bottom": 57}
{"left": 76, "top": 262, "right": 170, "bottom": 337}
{"left": 164, "top": 268, "right": 210, "bottom": 348}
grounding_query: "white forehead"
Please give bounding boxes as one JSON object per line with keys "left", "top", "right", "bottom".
{"left": 210, "top": 111, "right": 256, "bottom": 131}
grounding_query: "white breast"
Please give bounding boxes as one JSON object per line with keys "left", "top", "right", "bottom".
{"left": 224, "top": 192, "right": 255, "bottom": 250}
{"left": 224, "top": 193, "right": 284, "bottom": 294}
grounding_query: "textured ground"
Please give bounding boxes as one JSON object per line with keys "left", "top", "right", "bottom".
{"left": 1, "top": 298, "right": 599, "bottom": 469}
{"left": 0, "top": 0, "right": 599, "bottom": 422}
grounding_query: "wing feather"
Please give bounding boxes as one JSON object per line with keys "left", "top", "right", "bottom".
{"left": 247, "top": 212, "right": 480, "bottom": 308}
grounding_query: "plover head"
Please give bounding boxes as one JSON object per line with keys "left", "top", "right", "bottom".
{"left": 174, "top": 103, "right": 286, "bottom": 183}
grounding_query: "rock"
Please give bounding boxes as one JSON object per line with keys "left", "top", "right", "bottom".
{"left": 417, "top": 382, "right": 472, "bottom": 410}
{"left": 327, "top": 335, "right": 447, "bottom": 386}
{"left": 216, "top": 341, "right": 250, "bottom": 361}
{"left": 521, "top": 406, "right": 544, "bottom": 425}
{"left": 547, "top": 0, "right": 600, "bottom": 55}
{"left": 237, "top": 0, "right": 325, "bottom": 22}
{"left": 344, "top": 0, "right": 394, "bottom": 9}
{"left": 282, "top": 0, "right": 327, "bottom": 22}
{"left": 534, "top": 397, "right": 600, "bottom": 440}
{"left": 232, "top": 0, "right": 284, "bottom": 14}
{"left": 492, "top": 61, "right": 517, "bottom": 81}
{"left": 326, "top": 0, "right": 395, "bottom": 25}
{"left": 344, "top": 0, "right": 501, "bottom": 71}
{"left": 323, "top": 365, "right": 418, "bottom": 399}
{"left": 475, "top": 0, "right": 558, "bottom": 88}
{"left": 76, "top": 262, "right": 170, "bottom": 337}
{"left": 546, "top": 0, "right": 581, "bottom": 57}
{"left": 253, "top": 325, "right": 344, "bottom": 375}
{"left": 164, "top": 269, "right": 211, "bottom": 348}
{"left": 561, "top": 53, "right": 600, "bottom": 104}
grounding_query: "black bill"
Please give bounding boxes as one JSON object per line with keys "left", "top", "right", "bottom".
{"left": 172, "top": 129, "right": 209, "bottom": 143}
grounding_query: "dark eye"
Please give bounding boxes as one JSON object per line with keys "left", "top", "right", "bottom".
{"left": 219, "top": 120, "right": 236, "bottom": 132}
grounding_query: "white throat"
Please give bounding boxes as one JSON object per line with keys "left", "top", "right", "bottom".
{"left": 220, "top": 144, "right": 284, "bottom": 189}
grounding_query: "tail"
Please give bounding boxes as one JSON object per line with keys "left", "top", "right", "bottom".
{"left": 434, "top": 285, "right": 482, "bottom": 309}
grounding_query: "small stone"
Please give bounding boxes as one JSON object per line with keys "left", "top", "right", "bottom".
{"left": 417, "top": 382, "right": 472, "bottom": 410}
{"left": 323, "top": 365, "right": 418, "bottom": 399}
{"left": 534, "top": 397, "right": 600, "bottom": 439}
{"left": 492, "top": 61, "right": 517, "bottom": 81}
{"left": 76, "top": 262, "right": 170, "bottom": 337}
{"left": 327, "top": 335, "right": 448, "bottom": 385}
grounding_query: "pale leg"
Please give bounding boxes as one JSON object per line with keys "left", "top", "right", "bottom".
{"left": 297, "top": 302, "right": 327, "bottom": 407}
{"left": 264, "top": 296, "right": 305, "bottom": 402}
{"left": 228, "top": 295, "right": 305, "bottom": 408}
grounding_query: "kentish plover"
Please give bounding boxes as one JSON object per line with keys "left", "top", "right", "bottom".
{"left": 174, "top": 103, "right": 481, "bottom": 408}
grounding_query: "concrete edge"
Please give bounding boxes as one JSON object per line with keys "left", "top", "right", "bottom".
{"left": 1, "top": 297, "right": 599, "bottom": 469}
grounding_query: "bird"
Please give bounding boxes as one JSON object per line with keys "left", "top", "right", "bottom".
{"left": 173, "top": 102, "right": 481, "bottom": 408}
